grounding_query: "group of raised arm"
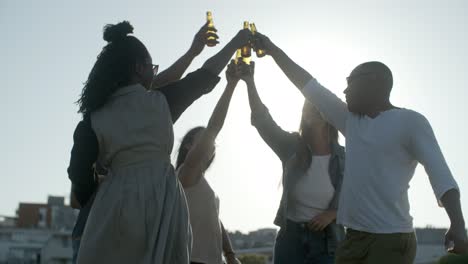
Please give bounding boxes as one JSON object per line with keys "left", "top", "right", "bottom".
{"left": 241, "top": 32, "right": 468, "bottom": 263}
{"left": 68, "top": 19, "right": 468, "bottom": 264}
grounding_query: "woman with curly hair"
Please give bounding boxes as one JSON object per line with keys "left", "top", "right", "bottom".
{"left": 68, "top": 21, "right": 250, "bottom": 263}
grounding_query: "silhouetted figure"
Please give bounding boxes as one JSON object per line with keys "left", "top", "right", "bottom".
{"left": 252, "top": 32, "right": 468, "bottom": 264}
{"left": 67, "top": 21, "right": 251, "bottom": 264}
{"left": 239, "top": 61, "right": 345, "bottom": 264}
{"left": 68, "top": 22, "right": 218, "bottom": 264}
{"left": 175, "top": 61, "right": 242, "bottom": 264}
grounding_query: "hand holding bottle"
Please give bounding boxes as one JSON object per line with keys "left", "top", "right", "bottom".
{"left": 188, "top": 22, "right": 219, "bottom": 56}
{"left": 230, "top": 28, "right": 252, "bottom": 51}
{"left": 238, "top": 60, "right": 255, "bottom": 84}
{"left": 251, "top": 32, "right": 278, "bottom": 56}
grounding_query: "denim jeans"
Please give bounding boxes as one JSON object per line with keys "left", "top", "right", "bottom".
{"left": 274, "top": 220, "right": 335, "bottom": 264}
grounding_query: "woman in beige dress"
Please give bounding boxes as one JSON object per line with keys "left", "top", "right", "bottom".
{"left": 69, "top": 21, "right": 251, "bottom": 264}
{"left": 175, "top": 61, "right": 242, "bottom": 264}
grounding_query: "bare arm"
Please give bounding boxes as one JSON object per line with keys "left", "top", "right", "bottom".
{"left": 441, "top": 189, "right": 468, "bottom": 254}
{"left": 409, "top": 113, "right": 467, "bottom": 253}
{"left": 241, "top": 62, "right": 298, "bottom": 162}
{"left": 254, "top": 33, "right": 312, "bottom": 90}
{"left": 178, "top": 69, "right": 238, "bottom": 187}
{"left": 244, "top": 63, "right": 264, "bottom": 114}
{"left": 201, "top": 29, "right": 251, "bottom": 76}
{"left": 152, "top": 23, "right": 218, "bottom": 88}
{"left": 441, "top": 190, "right": 465, "bottom": 229}
{"left": 221, "top": 222, "right": 239, "bottom": 263}
{"left": 254, "top": 33, "right": 348, "bottom": 133}
{"left": 151, "top": 52, "right": 196, "bottom": 88}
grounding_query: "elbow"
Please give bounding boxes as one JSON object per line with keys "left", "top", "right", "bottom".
{"left": 201, "top": 62, "right": 217, "bottom": 76}
{"left": 250, "top": 117, "right": 259, "bottom": 128}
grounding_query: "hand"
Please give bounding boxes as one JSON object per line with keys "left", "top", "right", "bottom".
{"left": 238, "top": 60, "right": 255, "bottom": 83}
{"left": 188, "top": 22, "right": 219, "bottom": 56}
{"left": 445, "top": 224, "right": 468, "bottom": 254}
{"left": 225, "top": 254, "right": 241, "bottom": 264}
{"left": 252, "top": 32, "right": 277, "bottom": 55}
{"left": 225, "top": 60, "right": 241, "bottom": 85}
{"left": 307, "top": 210, "right": 336, "bottom": 231}
{"left": 230, "top": 28, "right": 252, "bottom": 49}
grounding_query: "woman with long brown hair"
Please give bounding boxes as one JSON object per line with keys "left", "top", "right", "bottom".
{"left": 240, "top": 61, "right": 345, "bottom": 264}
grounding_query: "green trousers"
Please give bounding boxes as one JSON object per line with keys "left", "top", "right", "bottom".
{"left": 335, "top": 229, "right": 417, "bottom": 264}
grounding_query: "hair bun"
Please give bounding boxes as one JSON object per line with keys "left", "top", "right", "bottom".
{"left": 103, "top": 21, "right": 134, "bottom": 43}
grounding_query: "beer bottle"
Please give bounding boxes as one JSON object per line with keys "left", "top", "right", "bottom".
{"left": 250, "top": 23, "right": 266, "bottom": 58}
{"left": 235, "top": 49, "right": 250, "bottom": 65}
{"left": 234, "top": 49, "right": 242, "bottom": 64}
{"left": 241, "top": 21, "right": 251, "bottom": 58}
{"left": 206, "top": 11, "right": 217, "bottom": 47}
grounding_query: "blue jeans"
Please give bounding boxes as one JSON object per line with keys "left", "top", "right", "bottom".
{"left": 274, "top": 220, "right": 335, "bottom": 264}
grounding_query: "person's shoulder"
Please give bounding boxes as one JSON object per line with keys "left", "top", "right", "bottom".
{"left": 395, "top": 107, "right": 422, "bottom": 116}
{"left": 73, "top": 118, "right": 93, "bottom": 138}
{"left": 144, "top": 88, "right": 167, "bottom": 105}
{"left": 74, "top": 119, "right": 86, "bottom": 131}
{"left": 394, "top": 108, "right": 434, "bottom": 133}
{"left": 146, "top": 88, "right": 164, "bottom": 96}
{"left": 396, "top": 108, "right": 429, "bottom": 123}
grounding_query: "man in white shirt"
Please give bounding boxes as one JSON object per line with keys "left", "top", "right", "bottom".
{"left": 252, "top": 33, "right": 468, "bottom": 264}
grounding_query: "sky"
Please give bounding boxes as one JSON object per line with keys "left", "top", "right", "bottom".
{"left": 1, "top": 0, "right": 468, "bottom": 233}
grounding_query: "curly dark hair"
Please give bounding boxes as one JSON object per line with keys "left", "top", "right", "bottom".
{"left": 77, "top": 21, "right": 150, "bottom": 117}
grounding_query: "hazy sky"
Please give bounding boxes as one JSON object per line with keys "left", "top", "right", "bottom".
{"left": 2, "top": 0, "right": 467, "bottom": 233}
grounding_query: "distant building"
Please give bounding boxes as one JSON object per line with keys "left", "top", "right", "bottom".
{"left": 41, "top": 232, "right": 73, "bottom": 264}
{"left": 16, "top": 196, "right": 77, "bottom": 231}
{"left": 0, "top": 228, "right": 73, "bottom": 264}
{"left": 0, "top": 196, "right": 77, "bottom": 264}
{"left": 229, "top": 228, "right": 277, "bottom": 250}
{"left": 16, "top": 203, "right": 50, "bottom": 229}
{"left": 0, "top": 216, "right": 16, "bottom": 228}
{"left": 415, "top": 227, "right": 446, "bottom": 244}
{"left": 414, "top": 227, "right": 450, "bottom": 264}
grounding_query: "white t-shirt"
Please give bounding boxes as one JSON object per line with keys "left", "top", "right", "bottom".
{"left": 302, "top": 78, "right": 459, "bottom": 233}
{"left": 287, "top": 155, "right": 335, "bottom": 222}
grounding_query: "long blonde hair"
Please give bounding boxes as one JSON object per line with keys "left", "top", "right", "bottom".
{"left": 296, "top": 101, "right": 338, "bottom": 171}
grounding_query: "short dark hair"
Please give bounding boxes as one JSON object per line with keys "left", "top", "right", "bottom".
{"left": 355, "top": 61, "right": 393, "bottom": 94}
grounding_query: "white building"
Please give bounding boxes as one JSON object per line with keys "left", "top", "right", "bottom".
{"left": 0, "top": 228, "right": 73, "bottom": 264}
{"left": 41, "top": 232, "right": 73, "bottom": 264}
